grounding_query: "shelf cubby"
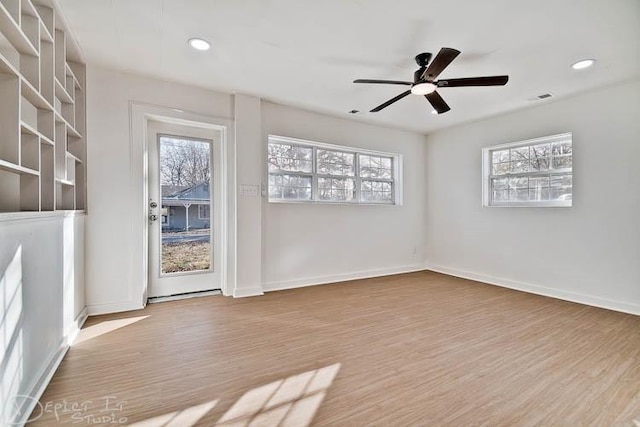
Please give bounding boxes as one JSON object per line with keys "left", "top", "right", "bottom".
{"left": 39, "top": 37, "right": 52, "bottom": 102}
{"left": 20, "top": 122, "right": 39, "bottom": 171}
{"left": 0, "top": 73, "right": 20, "bottom": 164}
{"left": 54, "top": 119, "right": 65, "bottom": 179}
{"left": 40, "top": 141, "right": 53, "bottom": 209}
{"left": 0, "top": 0, "right": 85, "bottom": 212}
{"left": 0, "top": 0, "right": 20, "bottom": 24}
{"left": 19, "top": 171, "right": 38, "bottom": 210}
{"left": 20, "top": 0, "right": 39, "bottom": 53}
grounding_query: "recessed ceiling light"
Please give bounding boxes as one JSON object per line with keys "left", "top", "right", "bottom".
{"left": 188, "top": 38, "right": 211, "bottom": 51}
{"left": 571, "top": 59, "right": 596, "bottom": 70}
{"left": 431, "top": 110, "right": 438, "bottom": 115}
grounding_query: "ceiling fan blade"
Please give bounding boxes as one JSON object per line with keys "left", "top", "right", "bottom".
{"left": 370, "top": 90, "right": 412, "bottom": 112}
{"left": 354, "top": 79, "right": 412, "bottom": 85}
{"left": 437, "top": 75, "right": 509, "bottom": 87}
{"left": 421, "top": 47, "right": 461, "bottom": 81}
{"left": 425, "top": 91, "right": 450, "bottom": 114}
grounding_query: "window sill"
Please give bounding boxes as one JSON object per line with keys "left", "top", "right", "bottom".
{"left": 484, "top": 201, "right": 571, "bottom": 208}
{"left": 267, "top": 199, "right": 400, "bottom": 207}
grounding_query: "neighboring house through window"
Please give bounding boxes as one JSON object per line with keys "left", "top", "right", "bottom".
{"left": 198, "top": 204, "right": 210, "bottom": 219}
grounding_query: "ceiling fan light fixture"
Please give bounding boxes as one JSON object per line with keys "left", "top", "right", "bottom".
{"left": 411, "top": 82, "right": 437, "bottom": 95}
{"left": 571, "top": 59, "right": 595, "bottom": 70}
{"left": 188, "top": 38, "right": 211, "bottom": 51}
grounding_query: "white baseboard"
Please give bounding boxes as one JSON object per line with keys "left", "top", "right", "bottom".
{"left": 233, "top": 286, "right": 264, "bottom": 298}
{"left": 11, "top": 342, "right": 68, "bottom": 426}
{"left": 87, "top": 300, "right": 144, "bottom": 316}
{"left": 263, "top": 264, "right": 426, "bottom": 293}
{"left": 65, "top": 307, "right": 89, "bottom": 345}
{"left": 424, "top": 262, "right": 640, "bottom": 316}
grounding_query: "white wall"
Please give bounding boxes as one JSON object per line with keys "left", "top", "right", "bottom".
{"left": 234, "top": 95, "right": 264, "bottom": 297}
{"left": 85, "top": 66, "right": 429, "bottom": 309}
{"left": 424, "top": 80, "right": 640, "bottom": 314}
{"left": 0, "top": 213, "right": 86, "bottom": 425}
{"left": 262, "top": 102, "right": 427, "bottom": 290}
{"left": 85, "top": 66, "right": 234, "bottom": 314}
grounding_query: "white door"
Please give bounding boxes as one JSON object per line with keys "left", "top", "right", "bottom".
{"left": 147, "top": 120, "right": 222, "bottom": 298}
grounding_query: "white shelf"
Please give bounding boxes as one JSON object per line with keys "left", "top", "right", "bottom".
{"left": 55, "top": 177, "right": 73, "bottom": 186}
{"left": 0, "top": 50, "right": 19, "bottom": 75}
{"left": 0, "top": 158, "right": 39, "bottom": 176}
{"left": 0, "top": 0, "right": 86, "bottom": 213}
{"left": 20, "top": 120, "right": 53, "bottom": 145}
{"left": 0, "top": 1, "right": 39, "bottom": 56}
{"left": 65, "top": 62, "right": 81, "bottom": 89}
{"left": 39, "top": 19, "right": 52, "bottom": 42}
{"left": 65, "top": 151, "right": 82, "bottom": 163}
{"left": 54, "top": 76, "right": 73, "bottom": 103}
{"left": 54, "top": 109, "right": 81, "bottom": 138}
{"left": 20, "top": 120, "right": 38, "bottom": 135}
{"left": 22, "top": 77, "right": 53, "bottom": 110}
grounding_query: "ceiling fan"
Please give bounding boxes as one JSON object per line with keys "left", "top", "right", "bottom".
{"left": 354, "top": 48, "right": 509, "bottom": 114}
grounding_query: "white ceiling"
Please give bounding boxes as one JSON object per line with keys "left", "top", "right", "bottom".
{"left": 59, "top": 0, "right": 640, "bottom": 134}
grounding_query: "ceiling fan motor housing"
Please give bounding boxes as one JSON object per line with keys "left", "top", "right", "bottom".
{"left": 414, "top": 52, "right": 433, "bottom": 82}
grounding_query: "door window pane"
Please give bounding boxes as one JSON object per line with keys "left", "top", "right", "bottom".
{"left": 159, "top": 136, "right": 212, "bottom": 274}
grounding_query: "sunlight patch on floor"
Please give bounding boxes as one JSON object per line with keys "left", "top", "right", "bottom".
{"left": 74, "top": 316, "right": 150, "bottom": 345}
{"left": 128, "top": 400, "right": 218, "bottom": 427}
{"left": 217, "top": 363, "right": 341, "bottom": 427}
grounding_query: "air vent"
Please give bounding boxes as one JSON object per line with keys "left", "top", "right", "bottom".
{"left": 529, "top": 93, "right": 553, "bottom": 101}
{"left": 348, "top": 109, "right": 359, "bottom": 114}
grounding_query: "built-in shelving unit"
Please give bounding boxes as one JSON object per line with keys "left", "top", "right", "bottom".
{"left": 0, "top": 0, "right": 86, "bottom": 212}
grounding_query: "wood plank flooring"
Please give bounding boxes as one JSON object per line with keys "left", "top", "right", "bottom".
{"left": 30, "top": 271, "right": 640, "bottom": 426}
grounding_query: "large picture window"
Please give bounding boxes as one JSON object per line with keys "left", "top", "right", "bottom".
{"left": 268, "top": 135, "right": 401, "bottom": 204}
{"left": 482, "top": 133, "right": 572, "bottom": 207}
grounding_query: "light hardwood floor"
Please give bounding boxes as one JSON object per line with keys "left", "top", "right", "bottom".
{"left": 30, "top": 271, "right": 640, "bottom": 426}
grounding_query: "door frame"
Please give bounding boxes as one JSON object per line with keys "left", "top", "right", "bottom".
{"left": 130, "top": 102, "right": 236, "bottom": 306}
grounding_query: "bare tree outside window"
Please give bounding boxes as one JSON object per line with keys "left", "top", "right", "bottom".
{"left": 159, "top": 136, "right": 213, "bottom": 274}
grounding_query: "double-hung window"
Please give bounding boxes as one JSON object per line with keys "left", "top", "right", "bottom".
{"left": 482, "top": 133, "right": 572, "bottom": 207}
{"left": 268, "top": 135, "right": 401, "bottom": 204}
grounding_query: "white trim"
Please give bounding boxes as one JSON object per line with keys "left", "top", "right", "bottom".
{"left": 65, "top": 307, "right": 89, "bottom": 345}
{"left": 87, "top": 300, "right": 144, "bottom": 316}
{"left": 233, "top": 286, "right": 265, "bottom": 298}
{"left": 482, "top": 132, "right": 573, "bottom": 208}
{"left": 263, "top": 265, "right": 426, "bottom": 293}
{"left": 0, "top": 210, "right": 86, "bottom": 223}
{"left": 130, "top": 102, "right": 236, "bottom": 301}
{"left": 148, "top": 289, "right": 222, "bottom": 304}
{"left": 424, "top": 262, "right": 640, "bottom": 316}
{"left": 11, "top": 308, "right": 88, "bottom": 426}
{"left": 482, "top": 132, "right": 572, "bottom": 152}
{"left": 267, "top": 135, "right": 402, "bottom": 206}
{"left": 11, "top": 343, "right": 67, "bottom": 426}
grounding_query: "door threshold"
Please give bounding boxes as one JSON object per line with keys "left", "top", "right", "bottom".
{"left": 148, "top": 289, "right": 222, "bottom": 304}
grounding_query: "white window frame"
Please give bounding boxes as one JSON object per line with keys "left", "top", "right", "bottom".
{"left": 198, "top": 204, "right": 210, "bottom": 219}
{"left": 267, "top": 135, "right": 403, "bottom": 205}
{"left": 482, "top": 132, "right": 572, "bottom": 208}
